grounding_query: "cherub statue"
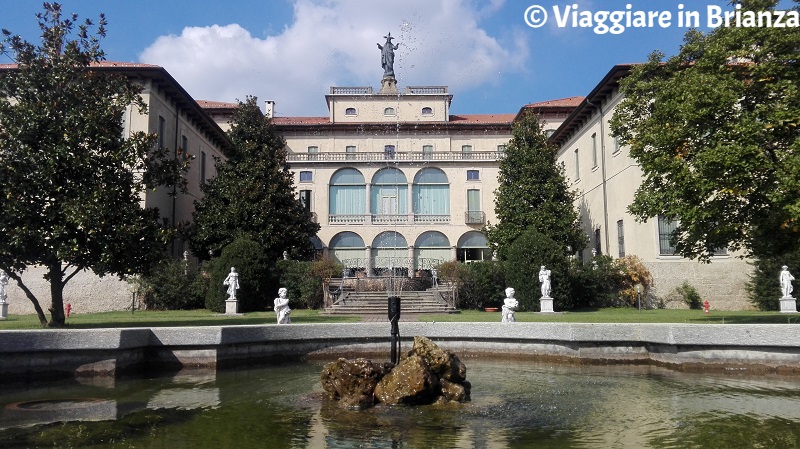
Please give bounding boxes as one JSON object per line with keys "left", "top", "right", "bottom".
{"left": 501, "top": 287, "right": 519, "bottom": 323}
{"left": 274, "top": 287, "right": 292, "bottom": 324}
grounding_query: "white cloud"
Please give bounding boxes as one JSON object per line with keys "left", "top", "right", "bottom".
{"left": 139, "top": 0, "right": 528, "bottom": 116}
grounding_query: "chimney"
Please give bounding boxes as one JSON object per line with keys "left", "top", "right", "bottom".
{"left": 264, "top": 100, "right": 275, "bottom": 118}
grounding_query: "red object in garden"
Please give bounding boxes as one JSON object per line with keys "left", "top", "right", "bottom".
{"left": 703, "top": 300, "right": 710, "bottom": 314}
{"left": 65, "top": 303, "right": 71, "bottom": 318}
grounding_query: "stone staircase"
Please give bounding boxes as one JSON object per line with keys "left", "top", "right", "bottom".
{"left": 324, "top": 289, "right": 458, "bottom": 315}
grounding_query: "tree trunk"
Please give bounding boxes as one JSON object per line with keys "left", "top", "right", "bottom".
{"left": 5, "top": 270, "right": 48, "bottom": 326}
{"left": 47, "top": 262, "right": 66, "bottom": 327}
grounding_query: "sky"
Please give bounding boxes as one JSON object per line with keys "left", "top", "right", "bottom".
{"left": 1, "top": 0, "right": 746, "bottom": 117}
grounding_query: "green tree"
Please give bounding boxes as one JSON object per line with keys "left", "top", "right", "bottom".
{"left": 486, "top": 111, "right": 587, "bottom": 258}
{"left": 0, "top": 4, "right": 186, "bottom": 326}
{"left": 189, "top": 96, "right": 319, "bottom": 261}
{"left": 611, "top": 0, "right": 800, "bottom": 261}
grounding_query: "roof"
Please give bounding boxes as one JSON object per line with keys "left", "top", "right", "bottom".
{"left": 548, "top": 65, "right": 634, "bottom": 148}
{"left": 0, "top": 61, "right": 232, "bottom": 152}
{"left": 514, "top": 96, "right": 584, "bottom": 121}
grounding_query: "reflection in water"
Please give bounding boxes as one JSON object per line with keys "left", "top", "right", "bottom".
{"left": 0, "top": 360, "right": 799, "bottom": 448}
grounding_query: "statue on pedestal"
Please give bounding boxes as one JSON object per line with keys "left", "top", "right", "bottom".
{"left": 223, "top": 267, "right": 240, "bottom": 300}
{"left": 377, "top": 32, "right": 399, "bottom": 77}
{"left": 0, "top": 269, "right": 8, "bottom": 303}
{"left": 539, "top": 266, "right": 552, "bottom": 298}
{"left": 780, "top": 265, "right": 795, "bottom": 299}
{"left": 274, "top": 287, "right": 292, "bottom": 324}
{"left": 501, "top": 287, "right": 518, "bottom": 323}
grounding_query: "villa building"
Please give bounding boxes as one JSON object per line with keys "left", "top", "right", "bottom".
{"left": 270, "top": 78, "right": 580, "bottom": 275}
{"left": 1, "top": 62, "right": 230, "bottom": 315}
{"left": 549, "top": 64, "right": 752, "bottom": 309}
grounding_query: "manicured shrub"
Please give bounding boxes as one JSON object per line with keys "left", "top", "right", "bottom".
{"left": 131, "top": 258, "right": 205, "bottom": 310}
{"left": 747, "top": 253, "right": 800, "bottom": 310}
{"left": 460, "top": 261, "right": 506, "bottom": 310}
{"left": 276, "top": 257, "right": 343, "bottom": 309}
{"left": 205, "top": 236, "right": 278, "bottom": 313}
{"left": 504, "top": 228, "right": 571, "bottom": 311}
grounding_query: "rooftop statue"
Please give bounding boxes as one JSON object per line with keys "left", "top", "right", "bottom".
{"left": 377, "top": 32, "right": 399, "bottom": 77}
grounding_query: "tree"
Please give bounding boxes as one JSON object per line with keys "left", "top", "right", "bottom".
{"left": 611, "top": 0, "right": 800, "bottom": 261}
{"left": 0, "top": 4, "right": 187, "bottom": 326}
{"left": 486, "top": 110, "right": 587, "bottom": 258}
{"left": 189, "top": 96, "right": 319, "bottom": 261}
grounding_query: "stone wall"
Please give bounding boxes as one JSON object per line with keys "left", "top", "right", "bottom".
{"left": 4, "top": 266, "right": 132, "bottom": 316}
{"left": 645, "top": 260, "right": 753, "bottom": 311}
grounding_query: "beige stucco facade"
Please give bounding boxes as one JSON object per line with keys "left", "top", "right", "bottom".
{"left": 550, "top": 65, "right": 752, "bottom": 310}
{"left": 274, "top": 82, "right": 579, "bottom": 274}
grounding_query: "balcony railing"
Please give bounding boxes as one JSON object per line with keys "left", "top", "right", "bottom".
{"left": 329, "top": 214, "right": 450, "bottom": 225}
{"left": 330, "top": 86, "right": 373, "bottom": 95}
{"left": 288, "top": 151, "right": 502, "bottom": 163}
{"left": 465, "top": 211, "right": 485, "bottom": 224}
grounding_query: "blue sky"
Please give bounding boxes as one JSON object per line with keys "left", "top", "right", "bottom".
{"left": 2, "top": 0, "right": 742, "bottom": 116}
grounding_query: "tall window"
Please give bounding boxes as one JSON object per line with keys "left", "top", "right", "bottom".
{"left": 329, "top": 168, "right": 366, "bottom": 221}
{"left": 613, "top": 136, "right": 620, "bottom": 154}
{"left": 384, "top": 145, "right": 396, "bottom": 160}
{"left": 345, "top": 145, "right": 356, "bottom": 160}
{"left": 329, "top": 231, "right": 365, "bottom": 264}
{"left": 658, "top": 216, "right": 678, "bottom": 255}
{"left": 307, "top": 145, "right": 319, "bottom": 161}
{"left": 617, "top": 220, "right": 625, "bottom": 258}
{"left": 461, "top": 145, "right": 473, "bottom": 159}
{"left": 422, "top": 145, "right": 434, "bottom": 159}
{"left": 158, "top": 116, "right": 166, "bottom": 150}
{"left": 413, "top": 168, "right": 450, "bottom": 221}
{"left": 574, "top": 148, "right": 580, "bottom": 180}
{"left": 591, "top": 133, "right": 598, "bottom": 168}
{"left": 594, "top": 228, "right": 602, "bottom": 256}
{"left": 466, "top": 189, "right": 483, "bottom": 224}
{"left": 299, "top": 190, "right": 312, "bottom": 212}
{"left": 371, "top": 168, "right": 408, "bottom": 219}
{"left": 200, "top": 150, "right": 206, "bottom": 184}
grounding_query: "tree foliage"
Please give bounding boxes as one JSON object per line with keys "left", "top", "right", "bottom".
{"left": 205, "top": 236, "right": 277, "bottom": 313}
{"left": 486, "top": 110, "right": 587, "bottom": 258}
{"left": 611, "top": 0, "right": 800, "bottom": 261}
{"left": 189, "top": 96, "right": 319, "bottom": 261}
{"left": 0, "top": 4, "right": 186, "bottom": 326}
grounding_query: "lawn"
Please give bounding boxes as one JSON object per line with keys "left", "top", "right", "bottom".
{"left": 0, "top": 307, "right": 797, "bottom": 330}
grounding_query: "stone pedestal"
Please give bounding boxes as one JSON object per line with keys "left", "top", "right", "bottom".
{"left": 225, "top": 299, "right": 239, "bottom": 315}
{"left": 0, "top": 302, "right": 7, "bottom": 320}
{"left": 539, "top": 297, "right": 554, "bottom": 313}
{"left": 780, "top": 297, "right": 797, "bottom": 313}
{"left": 378, "top": 76, "right": 398, "bottom": 95}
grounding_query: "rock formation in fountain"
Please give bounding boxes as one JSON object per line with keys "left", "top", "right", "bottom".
{"left": 320, "top": 336, "right": 471, "bottom": 409}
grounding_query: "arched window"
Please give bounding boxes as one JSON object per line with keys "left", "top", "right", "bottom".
{"left": 329, "top": 232, "right": 365, "bottom": 265}
{"left": 371, "top": 168, "right": 408, "bottom": 222}
{"left": 384, "top": 107, "right": 396, "bottom": 116}
{"left": 421, "top": 107, "right": 433, "bottom": 115}
{"left": 457, "top": 231, "right": 490, "bottom": 262}
{"left": 329, "top": 168, "right": 366, "bottom": 224}
{"left": 345, "top": 107, "right": 357, "bottom": 115}
{"left": 413, "top": 168, "right": 450, "bottom": 222}
{"left": 372, "top": 231, "right": 409, "bottom": 273}
{"left": 415, "top": 231, "right": 451, "bottom": 269}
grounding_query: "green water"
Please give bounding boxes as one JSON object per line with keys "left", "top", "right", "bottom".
{"left": 1, "top": 359, "right": 799, "bottom": 448}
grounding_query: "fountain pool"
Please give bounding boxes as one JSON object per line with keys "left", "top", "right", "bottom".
{"left": 1, "top": 358, "right": 799, "bottom": 448}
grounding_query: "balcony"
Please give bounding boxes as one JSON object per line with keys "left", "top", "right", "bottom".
{"left": 329, "top": 214, "right": 450, "bottom": 225}
{"left": 288, "top": 150, "right": 502, "bottom": 163}
{"left": 465, "top": 211, "right": 485, "bottom": 224}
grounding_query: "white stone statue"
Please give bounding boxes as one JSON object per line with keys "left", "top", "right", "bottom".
{"left": 274, "top": 287, "right": 292, "bottom": 324}
{"left": 539, "top": 266, "right": 552, "bottom": 298}
{"left": 431, "top": 268, "right": 439, "bottom": 288}
{"left": 0, "top": 269, "right": 8, "bottom": 303}
{"left": 501, "top": 287, "right": 519, "bottom": 323}
{"left": 780, "top": 265, "right": 795, "bottom": 298}
{"left": 223, "top": 267, "right": 240, "bottom": 300}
